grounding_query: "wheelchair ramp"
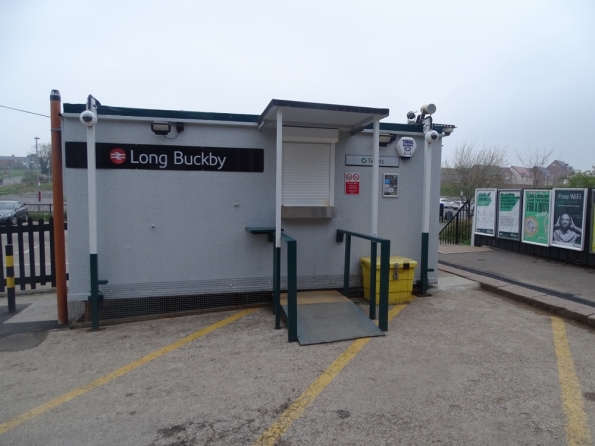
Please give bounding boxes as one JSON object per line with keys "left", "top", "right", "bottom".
{"left": 281, "top": 290, "right": 384, "bottom": 345}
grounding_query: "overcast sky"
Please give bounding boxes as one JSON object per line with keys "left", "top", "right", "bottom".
{"left": 1, "top": 0, "right": 594, "bottom": 170}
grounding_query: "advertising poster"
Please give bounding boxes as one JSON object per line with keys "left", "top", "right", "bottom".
{"left": 474, "top": 188, "right": 497, "bottom": 236}
{"left": 592, "top": 189, "right": 595, "bottom": 253}
{"left": 522, "top": 190, "right": 551, "bottom": 246}
{"left": 550, "top": 188, "right": 587, "bottom": 251}
{"left": 497, "top": 190, "right": 521, "bottom": 240}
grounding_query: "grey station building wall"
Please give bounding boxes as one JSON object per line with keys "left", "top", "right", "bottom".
{"left": 61, "top": 105, "right": 441, "bottom": 318}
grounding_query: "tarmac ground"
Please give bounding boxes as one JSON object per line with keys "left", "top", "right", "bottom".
{"left": 0, "top": 247, "right": 594, "bottom": 445}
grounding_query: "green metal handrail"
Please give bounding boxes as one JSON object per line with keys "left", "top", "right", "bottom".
{"left": 336, "top": 229, "right": 390, "bottom": 331}
{"left": 246, "top": 227, "right": 297, "bottom": 343}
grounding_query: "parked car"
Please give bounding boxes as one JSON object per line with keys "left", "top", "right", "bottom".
{"left": 452, "top": 200, "right": 464, "bottom": 210}
{"left": 440, "top": 198, "right": 455, "bottom": 209}
{"left": 0, "top": 201, "right": 28, "bottom": 225}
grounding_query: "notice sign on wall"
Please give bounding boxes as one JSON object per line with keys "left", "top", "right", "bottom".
{"left": 65, "top": 142, "right": 264, "bottom": 172}
{"left": 345, "top": 172, "right": 360, "bottom": 194}
{"left": 383, "top": 173, "right": 398, "bottom": 197}
{"left": 497, "top": 190, "right": 521, "bottom": 240}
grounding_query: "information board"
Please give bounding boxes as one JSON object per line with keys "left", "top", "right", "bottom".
{"left": 474, "top": 188, "right": 497, "bottom": 236}
{"left": 497, "top": 190, "right": 521, "bottom": 240}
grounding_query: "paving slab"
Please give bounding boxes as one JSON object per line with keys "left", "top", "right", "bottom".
{"left": 439, "top": 247, "right": 595, "bottom": 305}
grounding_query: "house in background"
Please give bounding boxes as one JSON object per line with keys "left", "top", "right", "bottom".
{"left": 547, "top": 160, "right": 575, "bottom": 186}
{"left": 510, "top": 166, "right": 533, "bottom": 185}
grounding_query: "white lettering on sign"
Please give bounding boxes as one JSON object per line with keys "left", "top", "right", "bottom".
{"left": 345, "top": 155, "right": 399, "bottom": 167}
{"left": 130, "top": 150, "right": 168, "bottom": 169}
{"left": 173, "top": 151, "right": 227, "bottom": 170}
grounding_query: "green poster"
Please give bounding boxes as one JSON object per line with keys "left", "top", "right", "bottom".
{"left": 592, "top": 193, "right": 595, "bottom": 253}
{"left": 474, "top": 188, "right": 497, "bottom": 236}
{"left": 522, "top": 190, "right": 551, "bottom": 246}
{"left": 497, "top": 190, "right": 521, "bottom": 240}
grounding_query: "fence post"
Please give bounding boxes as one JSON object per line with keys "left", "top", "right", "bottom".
{"left": 378, "top": 240, "right": 390, "bottom": 332}
{"left": 342, "top": 233, "right": 351, "bottom": 297}
{"left": 369, "top": 242, "right": 377, "bottom": 321}
{"left": 6, "top": 244, "right": 15, "bottom": 313}
{"left": 286, "top": 238, "right": 297, "bottom": 343}
{"left": 27, "top": 217, "right": 36, "bottom": 289}
{"left": 16, "top": 219, "right": 25, "bottom": 290}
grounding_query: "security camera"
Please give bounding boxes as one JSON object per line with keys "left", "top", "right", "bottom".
{"left": 80, "top": 110, "right": 97, "bottom": 126}
{"left": 420, "top": 104, "right": 437, "bottom": 115}
{"left": 406, "top": 111, "right": 416, "bottom": 120}
{"left": 425, "top": 130, "right": 440, "bottom": 143}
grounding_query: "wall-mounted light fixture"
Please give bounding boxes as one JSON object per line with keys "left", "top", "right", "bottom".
{"left": 151, "top": 122, "right": 171, "bottom": 135}
{"left": 379, "top": 134, "right": 397, "bottom": 147}
{"left": 440, "top": 125, "right": 456, "bottom": 136}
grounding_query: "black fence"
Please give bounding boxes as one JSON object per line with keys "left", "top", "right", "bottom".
{"left": 0, "top": 217, "right": 67, "bottom": 291}
{"left": 439, "top": 199, "right": 473, "bottom": 245}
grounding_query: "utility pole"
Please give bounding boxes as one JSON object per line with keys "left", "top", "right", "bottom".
{"left": 34, "top": 137, "right": 40, "bottom": 202}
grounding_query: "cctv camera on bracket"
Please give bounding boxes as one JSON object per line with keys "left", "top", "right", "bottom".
{"left": 79, "top": 110, "right": 98, "bottom": 127}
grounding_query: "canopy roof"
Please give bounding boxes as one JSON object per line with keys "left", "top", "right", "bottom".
{"left": 258, "top": 99, "right": 389, "bottom": 134}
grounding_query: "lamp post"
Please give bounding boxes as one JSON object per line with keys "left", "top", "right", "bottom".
{"left": 407, "top": 104, "right": 455, "bottom": 295}
{"left": 34, "top": 137, "right": 40, "bottom": 202}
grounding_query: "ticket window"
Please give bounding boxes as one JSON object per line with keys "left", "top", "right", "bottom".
{"left": 281, "top": 128, "right": 338, "bottom": 218}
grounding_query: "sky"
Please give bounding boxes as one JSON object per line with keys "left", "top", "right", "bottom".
{"left": 1, "top": 0, "right": 594, "bottom": 170}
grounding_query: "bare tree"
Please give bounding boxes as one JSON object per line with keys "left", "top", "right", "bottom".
{"left": 442, "top": 141, "right": 508, "bottom": 201}
{"left": 27, "top": 142, "right": 51, "bottom": 176}
{"left": 514, "top": 146, "right": 555, "bottom": 187}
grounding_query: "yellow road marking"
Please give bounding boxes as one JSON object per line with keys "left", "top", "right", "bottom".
{"left": 551, "top": 316, "right": 592, "bottom": 446}
{"left": 254, "top": 302, "right": 412, "bottom": 446}
{"left": 0, "top": 308, "right": 257, "bottom": 436}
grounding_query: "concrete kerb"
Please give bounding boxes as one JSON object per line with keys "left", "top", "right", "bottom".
{"left": 438, "top": 264, "right": 595, "bottom": 328}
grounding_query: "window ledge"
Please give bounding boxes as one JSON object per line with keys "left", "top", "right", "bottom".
{"left": 281, "top": 206, "right": 337, "bottom": 219}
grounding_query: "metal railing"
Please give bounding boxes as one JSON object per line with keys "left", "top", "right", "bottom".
{"left": 336, "top": 229, "right": 390, "bottom": 331}
{"left": 246, "top": 227, "right": 298, "bottom": 342}
{"left": 439, "top": 199, "right": 473, "bottom": 245}
{"left": 24, "top": 203, "right": 66, "bottom": 213}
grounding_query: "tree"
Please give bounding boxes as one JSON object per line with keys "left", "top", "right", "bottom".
{"left": 27, "top": 142, "right": 51, "bottom": 176}
{"left": 442, "top": 141, "right": 508, "bottom": 201}
{"left": 514, "top": 146, "right": 554, "bottom": 187}
{"left": 565, "top": 168, "right": 595, "bottom": 188}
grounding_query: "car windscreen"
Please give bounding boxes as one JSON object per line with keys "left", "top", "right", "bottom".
{"left": 0, "top": 203, "right": 15, "bottom": 210}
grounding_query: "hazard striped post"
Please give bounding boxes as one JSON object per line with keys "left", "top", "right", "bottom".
{"left": 6, "top": 244, "right": 16, "bottom": 313}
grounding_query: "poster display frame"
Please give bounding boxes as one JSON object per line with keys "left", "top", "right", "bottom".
{"left": 496, "top": 189, "right": 522, "bottom": 240}
{"left": 521, "top": 189, "right": 551, "bottom": 247}
{"left": 549, "top": 188, "right": 587, "bottom": 251}
{"left": 474, "top": 188, "right": 497, "bottom": 237}
{"left": 591, "top": 189, "right": 595, "bottom": 253}
{"left": 382, "top": 173, "right": 398, "bottom": 197}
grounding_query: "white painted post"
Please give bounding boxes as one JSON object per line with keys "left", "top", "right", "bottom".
{"left": 276, "top": 109, "right": 283, "bottom": 248}
{"left": 87, "top": 115, "right": 98, "bottom": 255}
{"left": 422, "top": 137, "right": 432, "bottom": 234}
{"left": 371, "top": 117, "right": 380, "bottom": 236}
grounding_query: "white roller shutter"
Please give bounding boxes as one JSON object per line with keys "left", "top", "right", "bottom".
{"left": 283, "top": 143, "right": 331, "bottom": 206}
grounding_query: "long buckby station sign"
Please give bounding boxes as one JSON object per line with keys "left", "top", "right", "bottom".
{"left": 65, "top": 142, "right": 264, "bottom": 172}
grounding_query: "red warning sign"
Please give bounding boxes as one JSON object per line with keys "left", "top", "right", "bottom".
{"left": 345, "top": 172, "right": 360, "bottom": 195}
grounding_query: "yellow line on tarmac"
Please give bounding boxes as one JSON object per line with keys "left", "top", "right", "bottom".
{"left": 0, "top": 308, "right": 257, "bottom": 436}
{"left": 254, "top": 302, "right": 412, "bottom": 446}
{"left": 551, "top": 316, "right": 592, "bottom": 446}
